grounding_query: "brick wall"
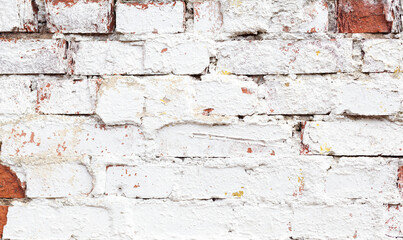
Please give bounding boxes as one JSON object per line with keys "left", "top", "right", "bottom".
{"left": 0, "top": 0, "right": 403, "bottom": 239}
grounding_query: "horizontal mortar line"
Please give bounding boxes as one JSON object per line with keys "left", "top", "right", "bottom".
{"left": 308, "top": 154, "right": 403, "bottom": 158}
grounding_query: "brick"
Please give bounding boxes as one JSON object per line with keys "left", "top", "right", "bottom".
{"left": 220, "top": 0, "right": 328, "bottom": 34}
{"left": 0, "top": 206, "right": 7, "bottom": 239}
{"left": 98, "top": 75, "right": 257, "bottom": 129}
{"left": 106, "top": 166, "right": 176, "bottom": 198}
{"left": 0, "top": 76, "right": 36, "bottom": 115}
{"left": 154, "top": 123, "right": 296, "bottom": 157}
{"left": 142, "top": 75, "right": 194, "bottom": 130}
{"left": 26, "top": 163, "right": 92, "bottom": 198}
{"left": 116, "top": 1, "right": 185, "bottom": 34}
{"left": 0, "top": 0, "right": 38, "bottom": 32}
{"left": 72, "top": 41, "right": 143, "bottom": 75}
{"left": 125, "top": 202, "right": 294, "bottom": 238}
{"left": 334, "top": 73, "right": 402, "bottom": 115}
{"left": 385, "top": 204, "right": 403, "bottom": 238}
{"left": 292, "top": 204, "right": 383, "bottom": 239}
{"left": 36, "top": 77, "right": 98, "bottom": 115}
{"left": 0, "top": 39, "right": 67, "bottom": 74}
{"left": 260, "top": 73, "right": 402, "bottom": 116}
{"left": 194, "top": 75, "right": 258, "bottom": 116}
{"left": 337, "top": 0, "right": 397, "bottom": 33}
{"left": 362, "top": 39, "right": 403, "bottom": 73}
{"left": 217, "top": 40, "right": 353, "bottom": 75}
{"left": 45, "top": 0, "right": 114, "bottom": 33}
{"left": 193, "top": 1, "right": 223, "bottom": 33}
{"left": 3, "top": 204, "right": 110, "bottom": 239}
{"left": 96, "top": 77, "right": 145, "bottom": 125}
{"left": 302, "top": 120, "right": 403, "bottom": 156}
{"left": 324, "top": 157, "right": 400, "bottom": 202}
{"left": 0, "top": 116, "right": 145, "bottom": 163}
{"left": 260, "top": 75, "right": 336, "bottom": 115}
{"left": 175, "top": 167, "right": 248, "bottom": 200}
{"left": 0, "top": 164, "right": 25, "bottom": 198}
{"left": 144, "top": 40, "right": 210, "bottom": 74}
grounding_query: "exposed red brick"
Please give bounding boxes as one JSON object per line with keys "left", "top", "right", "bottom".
{"left": 337, "top": 0, "right": 392, "bottom": 33}
{"left": 398, "top": 166, "right": 403, "bottom": 190}
{"left": 0, "top": 206, "right": 8, "bottom": 238}
{"left": 0, "top": 165, "right": 25, "bottom": 198}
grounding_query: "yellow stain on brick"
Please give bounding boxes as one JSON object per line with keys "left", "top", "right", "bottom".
{"left": 232, "top": 190, "right": 244, "bottom": 197}
{"left": 160, "top": 97, "right": 170, "bottom": 104}
{"left": 229, "top": 0, "right": 242, "bottom": 7}
{"left": 219, "top": 70, "right": 232, "bottom": 75}
{"left": 320, "top": 143, "right": 332, "bottom": 153}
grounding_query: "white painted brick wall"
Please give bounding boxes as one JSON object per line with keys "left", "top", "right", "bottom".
{"left": 0, "top": 0, "right": 403, "bottom": 239}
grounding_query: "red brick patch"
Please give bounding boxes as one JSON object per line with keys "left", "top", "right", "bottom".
{"left": 0, "top": 165, "right": 25, "bottom": 198}
{"left": 0, "top": 206, "right": 8, "bottom": 238}
{"left": 337, "top": 0, "right": 393, "bottom": 33}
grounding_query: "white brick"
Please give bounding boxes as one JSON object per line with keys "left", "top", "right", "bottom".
{"left": 45, "top": 0, "right": 114, "bottom": 33}
{"left": 127, "top": 202, "right": 239, "bottom": 239}
{"left": 36, "top": 77, "right": 98, "bottom": 115}
{"left": 144, "top": 40, "right": 210, "bottom": 74}
{"left": 217, "top": 40, "right": 353, "bottom": 75}
{"left": 96, "top": 77, "right": 145, "bottom": 125}
{"left": 247, "top": 156, "right": 332, "bottom": 202}
{"left": 194, "top": 75, "right": 258, "bottom": 116}
{"left": 325, "top": 157, "right": 400, "bottom": 202}
{"left": 334, "top": 74, "right": 402, "bottom": 115}
{"left": 0, "top": 76, "right": 35, "bottom": 115}
{"left": 303, "top": 120, "right": 403, "bottom": 156}
{"left": 154, "top": 123, "right": 296, "bottom": 157}
{"left": 97, "top": 75, "right": 255, "bottom": 129}
{"left": 385, "top": 204, "right": 403, "bottom": 238}
{"left": 292, "top": 204, "right": 383, "bottom": 239}
{"left": 3, "top": 203, "right": 110, "bottom": 239}
{"left": 0, "top": 116, "right": 145, "bottom": 163}
{"left": 362, "top": 39, "right": 403, "bottom": 72}
{"left": 175, "top": 167, "right": 248, "bottom": 200}
{"left": 106, "top": 166, "right": 176, "bottom": 198}
{"left": 26, "top": 163, "right": 93, "bottom": 198}
{"left": 260, "top": 75, "right": 336, "bottom": 115}
{"left": 260, "top": 73, "right": 402, "bottom": 116}
{"left": 142, "top": 75, "right": 194, "bottom": 130}
{"left": 0, "top": 39, "right": 67, "bottom": 74}
{"left": 194, "top": 1, "right": 223, "bottom": 33}
{"left": 116, "top": 1, "right": 185, "bottom": 34}
{"left": 72, "top": 41, "right": 143, "bottom": 75}
{"left": 0, "top": 0, "right": 38, "bottom": 32}
{"left": 220, "top": 0, "right": 328, "bottom": 34}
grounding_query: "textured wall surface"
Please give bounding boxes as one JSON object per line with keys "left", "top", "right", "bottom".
{"left": 0, "top": 0, "right": 403, "bottom": 239}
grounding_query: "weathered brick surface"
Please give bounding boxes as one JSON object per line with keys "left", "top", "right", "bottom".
{"left": 0, "top": 0, "right": 402, "bottom": 239}
{"left": 45, "top": 0, "right": 114, "bottom": 33}
{"left": 26, "top": 163, "right": 93, "bottom": 198}
{"left": 0, "top": 39, "right": 67, "bottom": 74}
{"left": 362, "top": 39, "right": 403, "bottom": 73}
{"left": 337, "top": 0, "right": 397, "bottom": 33}
{"left": 3, "top": 203, "right": 110, "bottom": 239}
{"left": 36, "top": 77, "right": 98, "bottom": 114}
{"left": 0, "top": 164, "right": 25, "bottom": 198}
{"left": 0, "top": 206, "right": 8, "bottom": 239}
{"left": 217, "top": 40, "right": 353, "bottom": 75}
{"left": 219, "top": 0, "right": 328, "bottom": 34}
{"left": 0, "top": 0, "right": 38, "bottom": 32}
{"left": 0, "top": 76, "right": 36, "bottom": 115}
{"left": 302, "top": 120, "right": 403, "bottom": 156}
{"left": 116, "top": 1, "right": 185, "bottom": 34}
